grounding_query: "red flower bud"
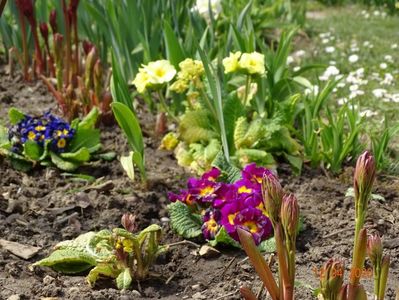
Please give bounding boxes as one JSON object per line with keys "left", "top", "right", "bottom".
{"left": 262, "top": 173, "right": 283, "bottom": 224}
{"left": 367, "top": 233, "right": 382, "bottom": 267}
{"left": 354, "top": 151, "right": 376, "bottom": 203}
{"left": 39, "top": 22, "right": 49, "bottom": 41}
{"left": 82, "top": 40, "right": 95, "bottom": 56}
{"left": 69, "top": 0, "right": 80, "bottom": 12}
{"left": 16, "top": 0, "right": 34, "bottom": 19}
{"left": 49, "top": 9, "right": 57, "bottom": 33}
{"left": 121, "top": 213, "right": 137, "bottom": 233}
{"left": 319, "top": 258, "right": 345, "bottom": 298}
{"left": 281, "top": 193, "right": 299, "bottom": 237}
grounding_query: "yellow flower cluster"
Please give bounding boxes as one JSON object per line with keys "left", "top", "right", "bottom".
{"left": 169, "top": 58, "right": 204, "bottom": 94}
{"left": 222, "top": 51, "right": 265, "bottom": 75}
{"left": 115, "top": 237, "right": 134, "bottom": 253}
{"left": 132, "top": 60, "right": 176, "bottom": 93}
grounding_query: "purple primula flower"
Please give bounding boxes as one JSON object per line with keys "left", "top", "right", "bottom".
{"left": 220, "top": 199, "right": 245, "bottom": 235}
{"left": 235, "top": 207, "right": 273, "bottom": 245}
{"left": 201, "top": 209, "right": 221, "bottom": 240}
{"left": 168, "top": 190, "right": 195, "bottom": 206}
{"left": 187, "top": 177, "right": 221, "bottom": 205}
{"left": 235, "top": 178, "right": 260, "bottom": 194}
{"left": 213, "top": 183, "right": 237, "bottom": 208}
{"left": 241, "top": 163, "right": 273, "bottom": 185}
{"left": 201, "top": 167, "right": 221, "bottom": 182}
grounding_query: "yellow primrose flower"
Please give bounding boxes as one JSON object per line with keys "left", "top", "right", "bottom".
{"left": 144, "top": 60, "right": 176, "bottom": 85}
{"left": 238, "top": 52, "right": 265, "bottom": 75}
{"left": 132, "top": 69, "right": 150, "bottom": 93}
{"left": 178, "top": 58, "right": 204, "bottom": 80}
{"left": 169, "top": 79, "right": 189, "bottom": 94}
{"left": 160, "top": 132, "right": 179, "bottom": 150}
{"left": 222, "top": 51, "right": 242, "bottom": 74}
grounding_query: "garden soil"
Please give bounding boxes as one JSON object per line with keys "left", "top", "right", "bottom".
{"left": 1, "top": 67, "right": 398, "bottom": 300}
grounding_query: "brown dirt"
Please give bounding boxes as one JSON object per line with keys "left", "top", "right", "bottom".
{"left": 1, "top": 67, "right": 398, "bottom": 300}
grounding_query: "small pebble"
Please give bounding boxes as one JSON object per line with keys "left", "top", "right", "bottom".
{"left": 198, "top": 245, "right": 220, "bottom": 258}
{"left": 191, "top": 284, "right": 201, "bottom": 291}
{"left": 192, "top": 292, "right": 206, "bottom": 299}
{"left": 43, "top": 275, "right": 55, "bottom": 285}
{"left": 160, "top": 217, "right": 170, "bottom": 223}
{"left": 7, "top": 295, "right": 20, "bottom": 300}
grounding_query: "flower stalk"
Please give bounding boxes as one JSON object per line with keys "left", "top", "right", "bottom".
{"left": 353, "top": 151, "right": 376, "bottom": 245}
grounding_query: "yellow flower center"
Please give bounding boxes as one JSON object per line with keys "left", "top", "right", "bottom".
{"left": 57, "top": 138, "right": 66, "bottom": 148}
{"left": 28, "top": 131, "right": 36, "bottom": 140}
{"left": 206, "top": 218, "right": 218, "bottom": 232}
{"left": 228, "top": 213, "right": 237, "bottom": 225}
{"left": 155, "top": 68, "right": 166, "bottom": 77}
{"left": 35, "top": 125, "right": 46, "bottom": 131}
{"left": 243, "top": 221, "right": 258, "bottom": 233}
{"left": 200, "top": 186, "right": 214, "bottom": 196}
{"left": 238, "top": 186, "right": 252, "bottom": 194}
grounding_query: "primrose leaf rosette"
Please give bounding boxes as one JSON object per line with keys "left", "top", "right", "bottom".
{"left": 33, "top": 223, "right": 165, "bottom": 290}
{"left": 168, "top": 163, "right": 276, "bottom": 249}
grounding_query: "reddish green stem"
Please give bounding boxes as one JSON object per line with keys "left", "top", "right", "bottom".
{"left": 62, "top": 0, "right": 71, "bottom": 86}
{"left": 17, "top": 9, "right": 29, "bottom": 80}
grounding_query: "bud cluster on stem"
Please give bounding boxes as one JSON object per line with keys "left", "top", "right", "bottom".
{"left": 13, "top": 0, "right": 111, "bottom": 122}
{"left": 318, "top": 151, "right": 391, "bottom": 300}
{"left": 239, "top": 172, "right": 299, "bottom": 300}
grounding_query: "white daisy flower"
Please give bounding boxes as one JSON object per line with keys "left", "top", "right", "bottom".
{"left": 348, "top": 54, "right": 359, "bottom": 63}
{"left": 325, "top": 46, "right": 335, "bottom": 53}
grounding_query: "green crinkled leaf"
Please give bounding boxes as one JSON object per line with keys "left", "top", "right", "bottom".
{"left": 94, "top": 152, "right": 116, "bottom": 161}
{"left": 0, "top": 125, "right": 9, "bottom": 147}
{"left": 204, "top": 139, "right": 221, "bottom": 163}
{"left": 55, "top": 232, "right": 97, "bottom": 251}
{"left": 8, "top": 108, "right": 25, "bottom": 125}
{"left": 33, "top": 248, "right": 97, "bottom": 274}
{"left": 242, "top": 119, "right": 266, "bottom": 148}
{"left": 179, "top": 110, "right": 217, "bottom": 144}
{"left": 235, "top": 149, "right": 275, "bottom": 167}
{"left": 78, "top": 107, "right": 99, "bottom": 130}
{"left": 68, "top": 128, "right": 100, "bottom": 154}
{"left": 167, "top": 202, "right": 202, "bottom": 239}
{"left": 10, "top": 157, "right": 33, "bottom": 172}
{"left": 212, "top": 151, "right": 241, "bottom": 183}
{"left": 234, "top": 116, "right": 249, "bottom": 149}
{"left": 87, "top": 263, "right": 119, "bottom": 287}
{"left": 116, "top": 268, "right": 132, "bottom": 290}
{"left": 208, "top": 227, "right": 241, "bottom": 248}
{"left": 263, "top": 118, "right": 282, "bottom": 140}
{"left": 50, "top": 152, "right": 80, "bottom": 171}
{"left": 23, "top": 140, "right": 43, "bottom": 161}
{"left": 258, "top": 237, "right": 276, "bottom": 253}
{"left": 61, "top": 147, "right": 91, "bottom": 163}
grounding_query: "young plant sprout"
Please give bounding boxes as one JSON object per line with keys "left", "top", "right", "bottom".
{"left": 33, "top": 213, "right": 165, "bottom": 290}
{"left": 12, "top": 0, "right": 112, "bottom": 122}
